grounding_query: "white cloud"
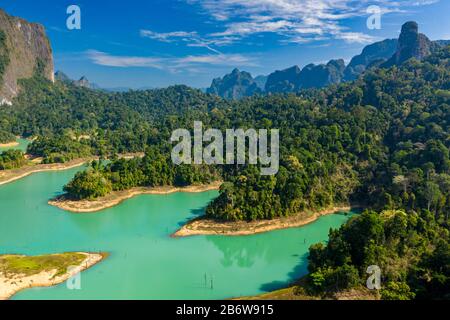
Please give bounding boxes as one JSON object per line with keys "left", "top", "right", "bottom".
{"left": 334, "top": 32, "right": 377, "bottom": 44}
{"left": 185, "top": 0, "right": 440, "bottom": 44}
{"left": 86, "top": 50, "right": 257, "bottom": 72}
{"left": 176, "top": 54, "right": 257, "bottom": 66}
{"left": 140, "top": 29, "right": 227, "bottom": 53}
{"left": 140, "top": 30, "right": 198, "bottom": 42}
{"left": 87, "top": 50, "right": 164, "bottom": 68}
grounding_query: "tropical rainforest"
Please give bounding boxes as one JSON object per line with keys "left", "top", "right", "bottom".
{"left": 0, "top": 44, "right": 448, "bottom": 299}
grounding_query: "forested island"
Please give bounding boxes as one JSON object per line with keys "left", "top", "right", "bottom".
{"left": 0, "top": 14, "right": 448, "bottom": 300}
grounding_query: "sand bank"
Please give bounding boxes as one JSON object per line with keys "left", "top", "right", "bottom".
{"left": 0, "top": 142, "right": 19, "bottom": 148}
{"left": 49, "top": 181, "right": 222, "bottom": 213}
{"left": 0, "top": 158, "right": 90, "bottom": 186}
{"left": 173, "top": 206, "right": 355, "bottom": 237}
{"left": 0, "top": 252, "right": 105, "bottom": 300}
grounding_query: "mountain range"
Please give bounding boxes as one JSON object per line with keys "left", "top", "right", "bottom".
{"left": 54, "top": 71, "right": 101, "bottom": 90}
{"left": 0, "top": 7, "right": 449, "bottom": 103}
{"left": 54, "top": 70, "right": 155, "bottom": 92}
{"left": 207, "top": 21, "right": 449, "bottom": 99}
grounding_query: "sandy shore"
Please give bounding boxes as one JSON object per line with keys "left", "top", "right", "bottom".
{"left": 173, "top": 206, "right": 355, "bottom": 237}
{"left": 0, "top": 158, "right": 91, "bottom": 186}
{"left": 49, "top": 181, "right": 223, "bottom": 213}
{"left": 0, "top": 141, "right": 19, "bottom": 148}
{"left": 0, "top": 153, "right": 145, "bottom": 186}
{"left": 0, "top": 252, "right": 105, "bottom": 300}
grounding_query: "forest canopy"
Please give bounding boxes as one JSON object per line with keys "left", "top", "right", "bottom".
{"left": 0, "top": 45, "right": 449, "bottom": 300}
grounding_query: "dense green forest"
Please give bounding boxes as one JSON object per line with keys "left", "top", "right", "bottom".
{"left": 0, "top": 149, "right": 26, "bottom": 170}
{"left": 207, "top": 47, "right": 450, "bottom": 221}
{"left": 0, "top": 44, "right": 448, "bottom": 299}
{"left": 0, "top": 129, "right": 15, "bottom": 144}
{"left": 27, "top": 135, "right": 93, "bottom": 164}
{"left": 306, "top": 209, "right": 449, "bottom": 299}
{"left": 64, "top": 150, "right": 219, "bottom": 200}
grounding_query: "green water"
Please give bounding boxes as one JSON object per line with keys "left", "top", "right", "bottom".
{"left": 0, "top": 138, "right": 30, "bottom": 153}
{"left": 0, "top": 166, "right": 355, "bottom": 300}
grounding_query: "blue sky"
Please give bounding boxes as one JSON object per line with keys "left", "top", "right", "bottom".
{"left": 1, "top": 0, "right": 449, "bottom": 89}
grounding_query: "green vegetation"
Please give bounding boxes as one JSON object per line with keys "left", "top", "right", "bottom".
{"left": 0, "top": 30, "right": 9, "bottom": 84}
{"left": 0, "top": 130, "right": 15, "bottom": 144}
{"left": 64, "top": 151, "right": 220, "bottom": 200}
{"left": 0, "top": 40, "right": 448, "bottom": 299}
{"left": 0, "top": 253, "right": 86, "bottom": 278}
{"left": 207, "top": 48, "right": 450, "bottom": 222}
{"left": 27, "top": 135, "right": 92, "bottom": 164}
{"left": 0, "top": 149, "right": 26, "bottom": 170}
{"left": 306, "top": 209, "right": 449, "bottom": 300}
{"left": 64, "top": 169, "right": 113, "bottom": 200}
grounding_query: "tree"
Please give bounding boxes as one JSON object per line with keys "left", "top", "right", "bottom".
{"left": 64, "top": 170, "right": 112, "bottom": 200}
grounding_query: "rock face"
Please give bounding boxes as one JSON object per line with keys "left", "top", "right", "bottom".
{"left": 75, "top": 76, "right": 95, "bottom": 89}
{"left": 264, "top": 38, "right": 399, "bottom": 93}
{"left": 0, "top": 9, "right": 54, "bottom": 104}
{"left": 299, "top": 59, "right": 346, "bottom": 89}
{"left": 54, "top": 70, "right": 71, "bottom": 83}
{"left": 344, "top": 39, "right": 398, "bottom": 81}
{"left": 265, "top": 65, "right": 302, "bottom": 93}
{"left": 207, "top": 68, "right": 261, "bottom": 99}
{"left": 210, "top": 21, "right": 447, "bottom": 98}
{"left": 265, "top": 60, "right": 346, "bottom": 93}
{"left": 383, "top": 21, "right": 432, "bottom": 67}
{"left": 55, "top": 71, "right": 100, "bottom": 90}
{"left": 253, "top": 75, "right": 268, "bottom": 91}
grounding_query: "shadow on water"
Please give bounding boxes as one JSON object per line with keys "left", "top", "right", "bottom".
{"left": 206, "top": 234, "right": 272, "bottom": 269}
{"left": 176, "top": 207, "right": 206, "bottom": 227}
{"left": 259, "top": 252, "right": 309, "bottom": 292}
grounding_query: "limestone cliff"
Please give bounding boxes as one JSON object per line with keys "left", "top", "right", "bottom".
{"left": 0, "top": 9, "right": 54, "bottom": 105}
{"left": 383, "top": 21, "right": 432, "bottom": 67}
{"left": 207, "top": 68, "right": 261, "bottom": 99}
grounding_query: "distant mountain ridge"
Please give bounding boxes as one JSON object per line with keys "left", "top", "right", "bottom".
{"left": 265, "top": 59, "right": 347, "bottom": 94}
{"left": 206, "top": 68, "right": 261, "bottom": 99}
{"left": 264, "top": 66, "right": 301, "bottom": 93}
{"left": 253, "top": 75, "right": 267, "bottom": 91}
{"left": 208, "top": 21, "right": 449, "bottom": 99}
{"left": 344, "top": 39, "right": 398, "bottom": 81}
{"left": 55, "top": 70, "right": 156, "bottom": 92}
{"left": 55, "top": 71, "right": 101, "bottom": 90}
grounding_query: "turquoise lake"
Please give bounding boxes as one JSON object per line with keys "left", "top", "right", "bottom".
{"left": 0, "top": 138, "right": 30, "bottom": 153}
{"left": 0, "top": 166, "right": 355, "bottom": 300}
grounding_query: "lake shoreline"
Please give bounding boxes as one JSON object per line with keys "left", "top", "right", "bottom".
{"left": 172, "top": 205, "right": 358, "bottom": 237}
{"left": 0, "top": 153, "right": 145, "bottom": 186}
{"left": 0, "top": 142, "right": 19, "bottom": 148}
{"left": 0, "top": 252, "right": 106, "bottom": 300}
{"left": 0, "top": 158, "right": 91, "bottom": 186}
{"left": 49, "top": 181, "right": 223, "bottom": 213}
